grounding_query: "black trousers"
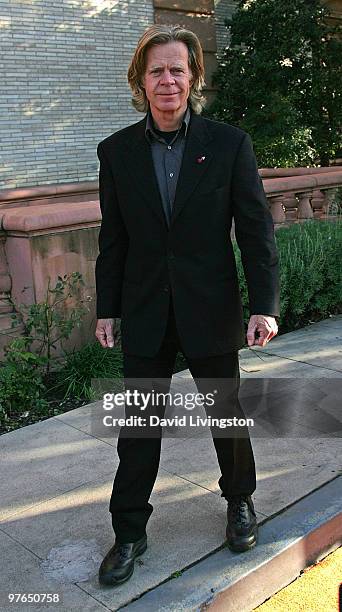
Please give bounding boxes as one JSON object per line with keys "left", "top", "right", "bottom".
{"left": 109, "top": 296, "right": 256, "bottom": 542}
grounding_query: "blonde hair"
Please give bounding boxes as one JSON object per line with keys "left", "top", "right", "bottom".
{"left": 127, "top": 24, "right": 206, "bottom": 114}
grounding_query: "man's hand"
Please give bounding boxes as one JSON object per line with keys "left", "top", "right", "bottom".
{"left": 95, "top": 318, "right": 120, "bottom": 348}
{"left": 247, "top": 314, "right": 278, "bottom": 347}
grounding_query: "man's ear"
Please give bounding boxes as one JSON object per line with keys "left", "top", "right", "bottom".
{"left": 189, "top": 69, "right": 194, "bottom": 87}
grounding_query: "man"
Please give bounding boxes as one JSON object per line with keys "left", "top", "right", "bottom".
{"left": 95, "top": 24, "right": 279, "bottom": 587}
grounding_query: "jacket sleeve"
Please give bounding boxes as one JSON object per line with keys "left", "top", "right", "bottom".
{"left": 231, "top": 132, "right": 280, "bottom": 317}
{"left": 95, "top": 141, "right": 129, "bottom": 318}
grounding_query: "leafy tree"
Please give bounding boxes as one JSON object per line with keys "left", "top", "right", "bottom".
{"left": 205, "top": 0, "right": 342, "bottom": 167}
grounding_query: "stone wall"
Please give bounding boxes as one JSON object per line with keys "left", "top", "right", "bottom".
{"left": 0, "top": 0, "right": 154, "bottom": 190}
{"left": 0, "top": 201, "right": 101, "bottom": 358}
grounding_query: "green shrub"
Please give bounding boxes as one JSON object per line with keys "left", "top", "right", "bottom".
{"left": 50, "top": 343, "right": 189, "bottom": 403}
{"left": 8, "top": 272, "right": 91, "bottom": 375}
{"left": 0, "top": 337, "right": 49, "bottom": 432}
{"left": 234, "top": 219, "right": 342, "bottom": 332}
{"left": 50, "top": 341, "right": 124, "bottom": 401}
{"left": 0, "top": 272, "right": 91, "bottom": 433}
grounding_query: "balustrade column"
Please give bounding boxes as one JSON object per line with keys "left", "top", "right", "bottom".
{"left": 297, "top": 191, "right": 313, "bottom": 219}
{"left": 311, "top": 189, "right": 328, "bottom": 218}
{"left": 283, "top": 194, "right": 298, "bottom": 221}
{"left": 269, "top": 195, "right": 286, "bottom": 223}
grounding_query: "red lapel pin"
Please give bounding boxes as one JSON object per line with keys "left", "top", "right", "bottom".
{"left": 196, "top": 155, "right": 206, "bottom": 164}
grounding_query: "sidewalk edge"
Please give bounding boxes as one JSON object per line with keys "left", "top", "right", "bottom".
{"left": 120, "top": 476, "right": 342, "bottom": 612}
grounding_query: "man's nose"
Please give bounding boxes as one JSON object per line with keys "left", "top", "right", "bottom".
{"left": 160, "top": 70, "right": 175, "bottom": 85}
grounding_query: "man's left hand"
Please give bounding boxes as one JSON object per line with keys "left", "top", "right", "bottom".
{"left": 247, "top": 315, "right": 278, "bottom": 347}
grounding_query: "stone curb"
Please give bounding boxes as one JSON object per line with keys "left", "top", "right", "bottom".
{"left": 122, "top": 476, "right": 342, "bottom": 611}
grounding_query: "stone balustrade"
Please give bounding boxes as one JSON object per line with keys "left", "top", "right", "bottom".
{"left": 262, "top": 170, "right": 342, "bottom": 224}
{"left": 259, "top": 166, "right": 342, "bottom": 178}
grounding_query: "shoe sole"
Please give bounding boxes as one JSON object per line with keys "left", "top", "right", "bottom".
{"left": 99, "top": 539, "right": 147, "bottom": 586}
{"left": 226, "top": 531, "right": 258, "bottom": 553}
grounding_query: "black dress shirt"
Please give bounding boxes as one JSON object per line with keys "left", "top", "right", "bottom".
{"left": 145, "top": 104, "right": 191, "bottom": 226}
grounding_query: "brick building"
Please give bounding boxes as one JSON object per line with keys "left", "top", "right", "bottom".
{"left": 0, "top": 0, "right": 238, "bottom": 191}
{"left": 1, "top": 0, "right": 339, "bottom": 191}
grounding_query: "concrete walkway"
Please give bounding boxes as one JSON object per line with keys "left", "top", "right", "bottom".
{"left": 0, "top": 315, "right": 341, "bottom": 611}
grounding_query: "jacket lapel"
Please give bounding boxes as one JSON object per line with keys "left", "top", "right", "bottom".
{"left": 121, "top": 116, "right": 168, "bottom": 229}
{"left": 170, "top": 112, "right": 213, "bottom": 227}
{"left": 120, "top": 109, "right": 214, "bottom": 230}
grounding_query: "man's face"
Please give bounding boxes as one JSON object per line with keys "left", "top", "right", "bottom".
{"left": 142, "top": 41, "right": 193, "bottom": 115}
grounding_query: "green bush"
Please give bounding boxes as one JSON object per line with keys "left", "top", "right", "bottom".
{"left": 234, "top": 219, "right": 342, "bottom": 332}
{"left": 49, "top": 341, "right": 124, "bottom": 401}
{"left": 50, "top": 342, "right": 189, "bottom": 403}
{"left": 8, "top": 271, "right": 91, "bottom": 375}
{"left": 0, "top": 337, "right": 49, "bottom": 432}
{"left": 0, "top": 272, "right": 91, "bottom": 433}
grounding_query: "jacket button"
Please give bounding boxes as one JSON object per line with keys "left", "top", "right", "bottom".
{"left": 163, "top": 285, "right": 170, "bottom": 292}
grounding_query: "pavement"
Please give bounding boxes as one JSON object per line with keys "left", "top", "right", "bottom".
{"left": 0, "top": 315, "right": 341, "bottom": 612}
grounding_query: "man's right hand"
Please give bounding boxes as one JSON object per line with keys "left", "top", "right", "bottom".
{"left": 95, "top": 318, "right": 120, "bottom": 348}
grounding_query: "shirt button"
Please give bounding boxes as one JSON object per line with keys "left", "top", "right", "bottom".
{"left": 169, "top": 172, "right": 174, "bottom": 178}
{"left": 167, "top": 145, "right": 172, "bottom": 150}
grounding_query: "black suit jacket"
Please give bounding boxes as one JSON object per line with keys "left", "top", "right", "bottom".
{"left": 95, "top": 109, "right": 280, "bottom": 358}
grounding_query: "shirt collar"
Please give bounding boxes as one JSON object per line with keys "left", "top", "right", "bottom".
{"left": 145, "top": 103, "right": 191, "bottom": 143}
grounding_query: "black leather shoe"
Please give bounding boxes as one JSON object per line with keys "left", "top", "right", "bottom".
{"left": 98, "top": 534, "right": 147, "bottom": 586}
{"left": 226, "top": 495, "right": 258, "bottom": 552}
